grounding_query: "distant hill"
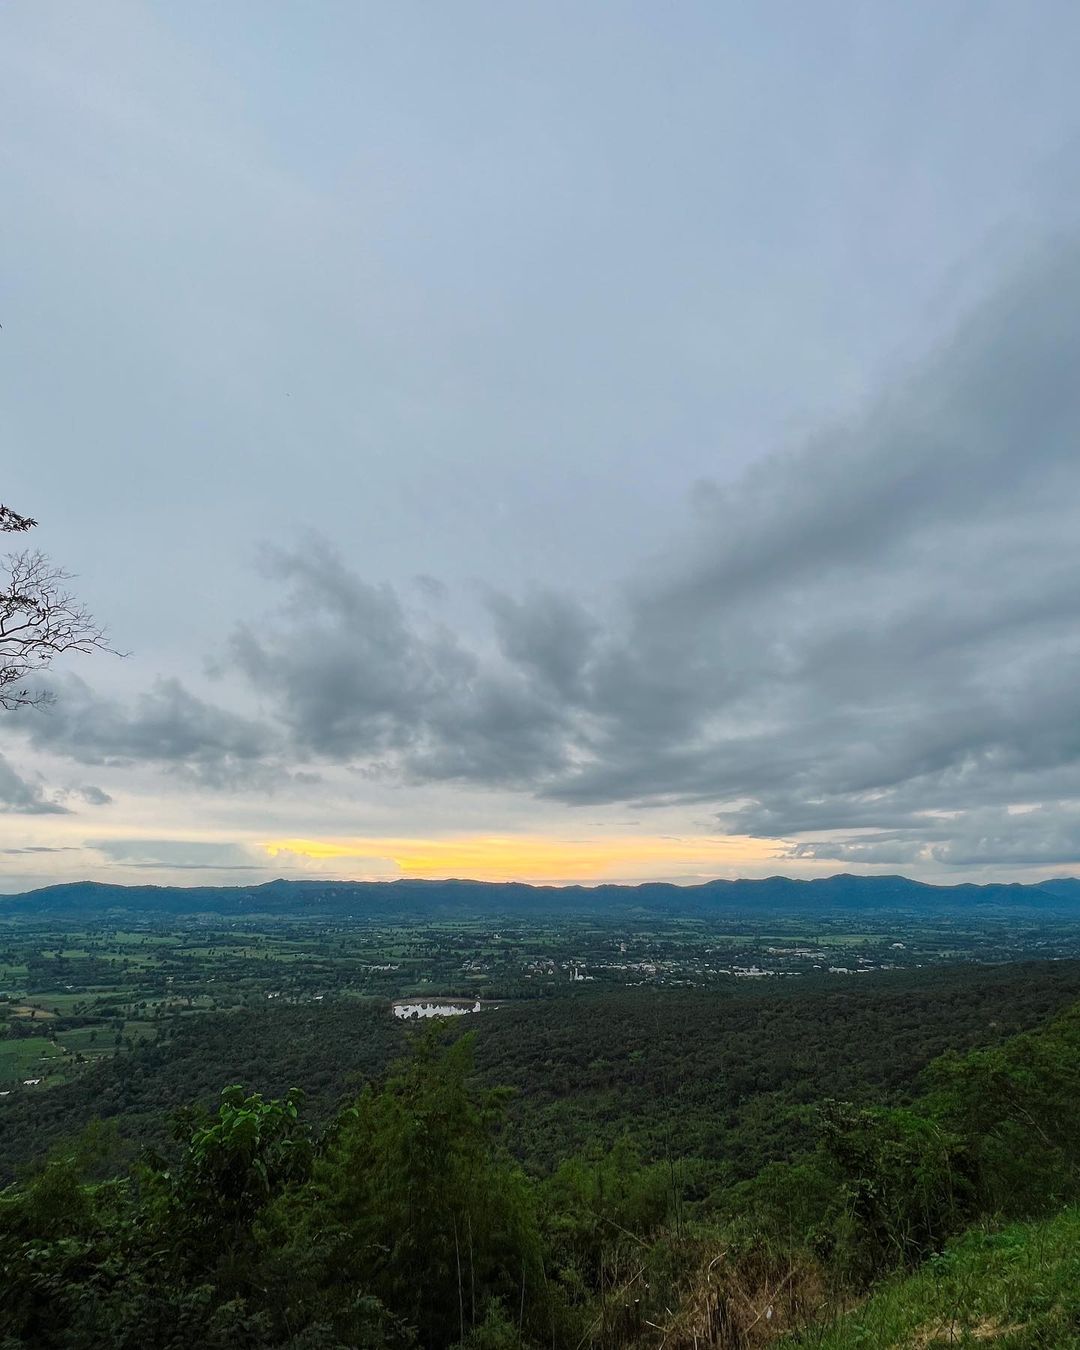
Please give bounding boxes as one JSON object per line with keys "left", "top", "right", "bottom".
{"left": 1, "top": 871, "right": 1079, "bottom": 919}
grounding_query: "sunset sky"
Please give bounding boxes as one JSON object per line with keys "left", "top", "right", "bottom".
{"left": 5, "top": 3, "right": 1080, "bottom": 890}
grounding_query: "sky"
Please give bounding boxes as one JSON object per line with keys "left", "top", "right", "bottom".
{"left": 4, "top": 2, "right": 1080, "bottom": 890}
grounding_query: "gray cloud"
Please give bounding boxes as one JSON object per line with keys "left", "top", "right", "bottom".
{"left": 0, "top": 845, "right": 79, "bottom": 855}
{"left": 487, "top": 588, "right": 599, "bottom": 701}
{"left": 787, "top": 805, "right": 1080, "bottom": 869}
{"left": 225, "top": 539, "right": 578, "bottom": 788}
{"left": 219, "top": 239, "right": 1080, "bottom": 866}
{"left": 552, "top": 242, "right": 1080, "bottom": 803}
{"left": 13, "top": 238, "right": 1080, "bottom": 869}
{"left": 17, "top": 674, "right": 282, "bottom": 789}
{"left": 0, "top": 753, "right": 70, "bottom": 815}
{"left": 530, "top": 241, "right": 1080, "bottom": 867}
{"left": 89, "top": 839, "right": 263, "bottom": 871}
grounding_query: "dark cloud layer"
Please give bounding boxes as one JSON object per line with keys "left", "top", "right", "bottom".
{"left": 17, "top": 675, "right": 280, "bottom": 789}
{"left": 226, "top": 540, "right": 576, "bottom": 788}
{"left": 13, "top": 239, "right": 1080, "bottom": 867}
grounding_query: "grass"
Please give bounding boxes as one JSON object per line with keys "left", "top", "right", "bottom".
{"left": 30, "top": 992, "right": 79, "bottom": 1010}
{"left": 0, "top": 1036, "right": 66, "bottom": 1084}
{"left": 54, "top": 1026, "right": 113, "bottom": 1058}
{"left": 7, "top": 1004, "right": 58, "bottom": 1019}
{"left": 787, "top": 1207, "right": 1080, "bottom": 1349}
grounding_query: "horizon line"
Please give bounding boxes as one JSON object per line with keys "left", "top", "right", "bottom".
{"left": 2, "top": 870, "right": 1078, "bottom": 899}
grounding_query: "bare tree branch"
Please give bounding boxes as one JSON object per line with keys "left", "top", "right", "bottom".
{"left": 1, "top": 507, "right": 118, "bottom": 709}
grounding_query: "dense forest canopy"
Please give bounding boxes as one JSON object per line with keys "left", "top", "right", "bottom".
{"left": 3, "top": 984, "right": 1080, "bottom": 1348}
{"left": 4, "top": 959, "right": 1080, "bottom": 1183}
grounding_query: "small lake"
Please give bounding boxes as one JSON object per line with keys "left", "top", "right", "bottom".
{"left": 393, "top": 999, "right": 483, "bottom": 1020}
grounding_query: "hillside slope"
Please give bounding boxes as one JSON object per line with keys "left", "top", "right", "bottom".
{"left": 785, "top": 1207, "right": 1080, "bottom": 1348}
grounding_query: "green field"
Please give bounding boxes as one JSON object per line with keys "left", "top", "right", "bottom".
{"left": 0, "top": 1035, "right": 67, "bottom": 1083}
{"left": 3, "top": 908, "right": 1080, "bottom": 1098}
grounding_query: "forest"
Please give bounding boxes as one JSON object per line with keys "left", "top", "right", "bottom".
{"left": 3, "top": 952, "right": 1080, "bottom": 1347}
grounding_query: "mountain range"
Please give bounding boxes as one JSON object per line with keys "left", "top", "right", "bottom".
{"left": 2, "top": 872, "right": 1079, "bottom": 918}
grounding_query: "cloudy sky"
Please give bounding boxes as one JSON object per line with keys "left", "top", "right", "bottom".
{"left": 4, "top": 2, "right": 1080, "bottom": 890}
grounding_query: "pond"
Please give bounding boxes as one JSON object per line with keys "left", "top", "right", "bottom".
{"left": 392, "top": 1000, "right": 483, "bottom": 1020}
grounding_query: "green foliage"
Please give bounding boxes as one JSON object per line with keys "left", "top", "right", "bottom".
{"left": 543, "top": 1137, "right": 671, "bottom": 1288}
{"left": 147, "top": 1084, "right": 313, "bottom": 1273}
{"left": 1, "top": 1085, "right": 350, "bottom": 1348}
{"left": 273, "top": 1030, "right": 551, "bottom": 1348}
{"left": 722, "top": 999, "right": 1080, "bottom": 1296}
{"left": 4, "top": 988, "right": 1080, "bottom": 1348}
{"left": 924, "top": 1002, "right": 1080, "bottom": 1217}
{"left": 450, "top": 1302, "right": 526, "bottom": 1350}
{"left": 784, "top": 1206, "right": 1080, "bottom": 1349}
{"left": 7, "top": 957, "right": 1080, "bottom": 1184}
{"left": 720, "top": 1158, "right": 837, "bottom": 1251}
{"left": 816, "top": 1101, "right": 970, "bottom": 1281}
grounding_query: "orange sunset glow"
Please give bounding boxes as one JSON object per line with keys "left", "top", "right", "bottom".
{"left": 261, "top": 833, "right": 785, "bottom": 884}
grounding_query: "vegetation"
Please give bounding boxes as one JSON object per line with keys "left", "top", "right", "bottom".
{"left": 5, "top": 908, "right": 1080, "bottom": 1095}
{"left": 1, "top": 977, "right": 1079, "bottom": 1348}
{"left": 3, "top": 904, "right": 1080, "bottom": 1345}
{"left": 783, "top": 1208, "right": 1080, "bottom": 1348}
{"left": 5, "top": 953, "right": 1080, "bottom": 1181}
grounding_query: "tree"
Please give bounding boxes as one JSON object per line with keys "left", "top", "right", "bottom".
{"left": 1, "top": 501, "right": 112, "bottom": 708}
{"left": 0, "top": 504, "right": 36, "bottom": 533}
{"left": 816, "top": 1099, "right": 970, "bottom": 1280}
{"left": 270, "top": 1032, "right": 551, "bottom": 1349}
{"left": 150, "top": 1084, "right": 315, "bottom": 1272}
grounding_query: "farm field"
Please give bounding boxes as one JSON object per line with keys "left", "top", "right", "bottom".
{"left": 5, "top": 906, "right": 1080, "bottom": 1093}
